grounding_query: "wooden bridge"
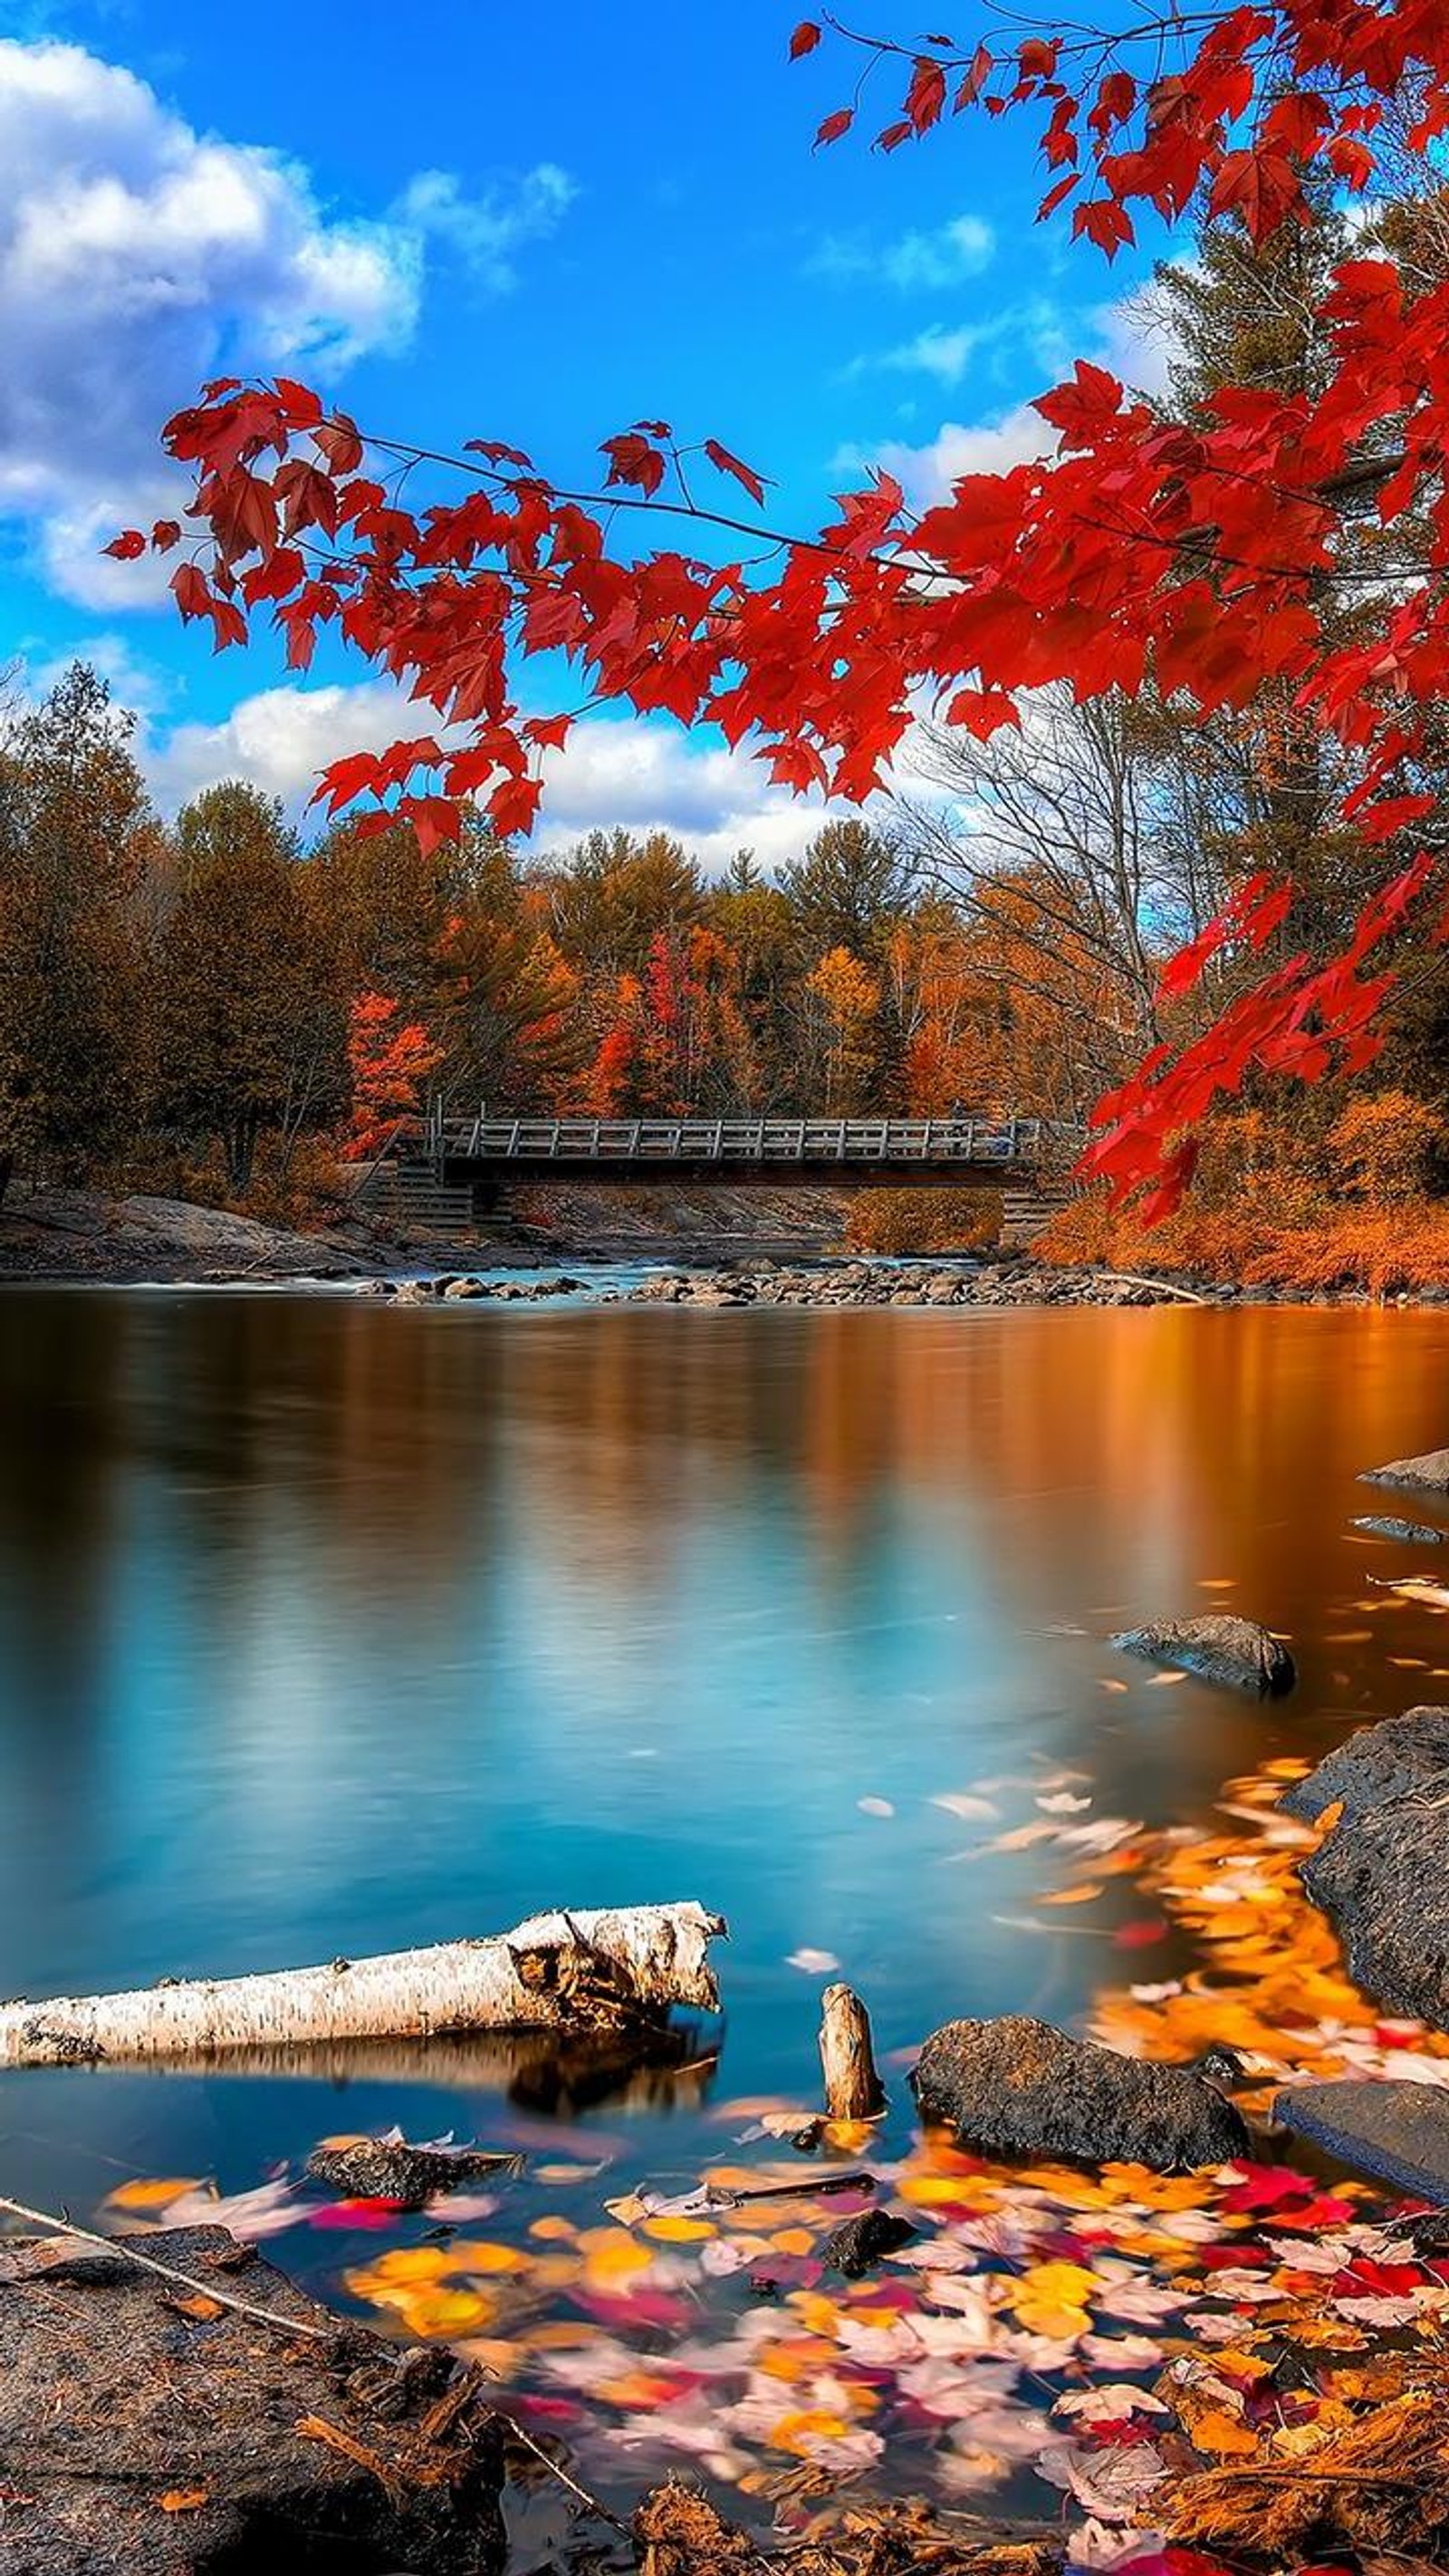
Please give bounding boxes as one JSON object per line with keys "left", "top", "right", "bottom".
{"left": 419, "top": 1110, "right": 1067, "bottom": 1191}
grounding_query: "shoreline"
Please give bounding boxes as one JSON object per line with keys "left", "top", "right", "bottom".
{"left": 4, "top": 1188, "right": 1449, "bottom": 1306}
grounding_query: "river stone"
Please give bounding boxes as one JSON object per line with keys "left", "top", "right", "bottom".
{"left": 1302, "top": 1783, "right": 1449, "bottom": 2025}
{"left": 305, "top": 2135, "right": 524, "bottom": 2206}
{"left": 1111, "top": 1614, "right": 1296, "bottom": 1697}
{"left": 1351, "top": 1514, "right": 1446, "bottom": 1543}
{"left": 820, "top": 2207, "right": 918, "bottom": 2277}
{"left": 0, "top": 2225, "right": 504, "bottom": 2575}
{"left": 1272, "top": 2079, "right": 1449, "bottom": 2198}
{"left": 1279, "top": 1706, "right": 1449, "bottom": 1825}
{"left": 910, "top": 2015, "right": 1250, "bottom": 2171}
{"left": 1361, "top": 1447, "right": 1449, "bottom": 1494}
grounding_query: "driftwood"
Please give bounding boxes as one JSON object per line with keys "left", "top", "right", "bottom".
{"left": 634, "top": 2484, "right": 1064, "bottom": 2575}
{"left": 0, "top": 2225, "right": 505, "bottom": 2575}
{"left": 819, "top": 1983, "right": 886, "bottom": 2120}
{"left": 0, "top": 1902, "right": 724, "bottom": 2068}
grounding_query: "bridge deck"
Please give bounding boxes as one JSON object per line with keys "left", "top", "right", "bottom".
{"left": 424, "top": 1114, "right": 1065, "bottom": 1191}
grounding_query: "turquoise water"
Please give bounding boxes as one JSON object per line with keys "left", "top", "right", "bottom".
{"left": 3, "top": 1288, "right": 1449, "bottom": 2479}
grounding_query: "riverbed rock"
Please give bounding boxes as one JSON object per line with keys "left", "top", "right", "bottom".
{"left": 820, "top": 2206, "right": 917, "bottom": 2277}
{"left": 1272, "top": 2078, "right": 1449, "bottom": 2198}
{"left": 305, "top": 2134, "right": 524, "bottom": 2206}
{"left": 0, "top": 2224, "right": 504, "bottom": 2574}
{"left": 910, "top": 2014, "right": 1250, "bottom": 2171}
{"left": 1301, "top": 1783, "right": 1449, "bottom": 2025}
{"left": 1361, "top": 1447, "right": 1449, "bottom": 1494}
{"left": 1279, "top": 1705, "right": 1449, "bottom": 1825}
{"left": 1351, "top": 1514, "right": 1446, "bottom": 1543}
{"left": 1111, "top": 1614, "right": 1296, "bottom": 1697}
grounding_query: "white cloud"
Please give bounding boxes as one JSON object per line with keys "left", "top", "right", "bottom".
{"left": 873, "top": 404, "right": 1052, "bottom": 505}
{"left": 863, "top": 290, "right": 1171, "bottom": 505}
{"left": 143, "top": 678, "right": 431, "bottom": 817}
{"left": 814, "top": 211, "right": 995, "bottom": 293}
{"left": 870, "top": 325, "right": 984, "bottom": 389}
{"left": 534, "top": 716, "right": 857, "bottom": 871}
{"left": 0, "top": 38, "right": 572, "bottom": 604}
{"left": 138, "top": 681, "right": 859, "bottom": 872}
{"left": 853, "top": 295, "right": 1073, "bottom": 390}
{"left": 397, "top": 164, "right": 576, "bottom": 293}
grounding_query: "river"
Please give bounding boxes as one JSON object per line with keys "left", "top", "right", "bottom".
{"left": 4, "top": 1288, "right": 1448, "bottom": 2515}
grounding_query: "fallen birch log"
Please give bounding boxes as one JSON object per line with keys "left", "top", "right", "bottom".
{"left": 0, "top": 1901, "right": 724, "bottom": 2068}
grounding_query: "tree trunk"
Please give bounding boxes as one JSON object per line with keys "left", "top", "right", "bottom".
{"left": 818, "top": 1981, "right": 886, "bottom": 2119}
{"left": 0, "top": 1902, "right": 724, "bottom": 2068}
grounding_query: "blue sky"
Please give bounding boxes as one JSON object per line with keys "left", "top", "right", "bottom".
{"left": 0, "top": 0, "right": 1165, "bottom": 867}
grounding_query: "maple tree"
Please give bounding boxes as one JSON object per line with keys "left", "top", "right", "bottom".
{"left": 343, "top": 991, "right": 439, "bottom": 1161}
{"left": 115, "top": 0, "right": 1449, "bottom": 1214}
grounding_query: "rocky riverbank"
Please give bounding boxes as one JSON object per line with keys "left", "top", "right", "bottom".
{"left": 360, "top": 1255, "right": 1380, "bottom": 1309}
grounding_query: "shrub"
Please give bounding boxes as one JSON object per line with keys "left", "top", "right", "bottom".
{"left": 846, "top": 1187, "right": 1003, "bottom": 1255}
{"left": 1329, "top": 1091, "right": 1447, "bottom": 1202}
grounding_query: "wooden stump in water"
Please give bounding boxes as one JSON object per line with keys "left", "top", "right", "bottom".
{"left": 819, "top": 1982, "right": 885, "bottom": 2120}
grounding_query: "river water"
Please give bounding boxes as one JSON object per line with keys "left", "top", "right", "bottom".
{"left": 4, "top": 1289, "right": 1449, "bottom": 2515}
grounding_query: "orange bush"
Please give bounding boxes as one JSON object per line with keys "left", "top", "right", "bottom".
{"left": 1329, "top": 1090, "right": 1447, "bottom": 1202}
{"left": 845, "top": 1187, "right": 1002, "bottom": 1254}
{"left": 1038, "top": 1190, "right": 1449, "bottom": 1297}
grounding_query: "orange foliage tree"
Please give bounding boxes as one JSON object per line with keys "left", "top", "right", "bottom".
{"left": 344, "top": 992, "right": 439, "bottom": 1161}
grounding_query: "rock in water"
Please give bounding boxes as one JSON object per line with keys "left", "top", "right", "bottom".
{"left": 1273, "top": 2079, "right": 1449, "bottom": 2199}
{"left": 1279, "top": 1706, "right": 1449, "bottom": 1825}
{"left": 1361, "top": 1447, "right": 1449, "bottom": 1494}
{"left": 820, "top": 2207, "right": 917, "bottom": 2277}
{"left": 910, "top": 2015, "right": 1250, "bottom": 2171}
{"left": 0, "top": 2225, "right": 504, "bottom": 2574}
{"left": 1111, "top": 1614, "right": 1296, "bottom": 1697}
{"left": 1351, "top": 1514, "right": 1446, "bottom": 1543}
{"left": 1302, "top": 1785, "right": 1449, "bottom": 2026}
{"left": 306, "top": 2135, "right": 524, "bottom": 2206}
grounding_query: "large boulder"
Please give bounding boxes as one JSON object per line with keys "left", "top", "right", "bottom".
{"left": 1279, "top": 1705, "right": 1449, "bottom": 1825}
{"left": 910, "top": 2014, "right": 1250, "bottom": 2172}
{"left": 1302, "top": 1784, "right": 1449, "bottom": 2026}
{"left": 1111, "top": 1614, "right": 1296, "bottom": 1697}
{"left": 1361, "top": 1447, "right": 1449, "bottom": 1494}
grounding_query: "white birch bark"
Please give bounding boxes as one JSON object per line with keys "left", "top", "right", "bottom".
{"left": 0, "top": 1902, "right": 724, "bottom": 2067}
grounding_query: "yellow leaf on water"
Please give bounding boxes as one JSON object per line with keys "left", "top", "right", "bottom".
{"left": 529, "top": 2215, "right": 577, "bottom": 2243}
{"left": 770, "top": 2408, "right": 851, "bottom": 2455}
{"left": 770, "top": 2227, "right": 817, "bottom": 2257}
{"left": 1041, "top": 1882, "right": 1105, "bottom": 1906}
{"left": 451, "top": 2241, "right": 528, "bottom": 2276}
{"left": 356, "top": 2245, "right": 449, "bottom": 2285}
{"left": 581, "top": 2232, "right": 655, "bottom": 2289}
{"left": 790, "top": 2292, "right": 842, "bottom": 2337}
{"left": 107, "top": 2178, "right": 199, "bottom": 2210}
{"left": 641, "top": 2214, "right": 716, "bottom": 2244}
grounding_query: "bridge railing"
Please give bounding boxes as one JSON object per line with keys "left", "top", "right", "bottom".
{"left": 431, "top": 1114, "right": 1060, "bottom": 1165}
